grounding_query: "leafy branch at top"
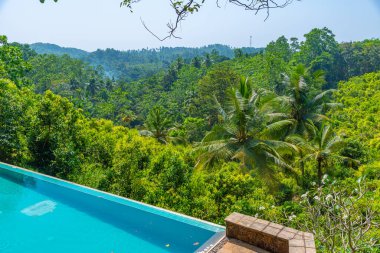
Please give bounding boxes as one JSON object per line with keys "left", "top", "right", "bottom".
{"left": 131, "top": 0, "right": 296, "bottom": 40}
{"left": 40, "top": 0, "right": 296, "bottom": 40}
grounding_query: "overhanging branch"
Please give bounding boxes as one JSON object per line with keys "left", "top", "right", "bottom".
{"left": 135, "top": 0, "right": 296, "bottom": 40}
{"left": 42, "top": 0, "right": 297, "bottom": 40}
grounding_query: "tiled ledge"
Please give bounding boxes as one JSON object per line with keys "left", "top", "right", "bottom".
{"left": 225, "top": 212, "right": 316, "bottom": 253}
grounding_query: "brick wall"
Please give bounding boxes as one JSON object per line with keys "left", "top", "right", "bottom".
{"left": 225, "top": 212, "right": 316, "bottom": 253}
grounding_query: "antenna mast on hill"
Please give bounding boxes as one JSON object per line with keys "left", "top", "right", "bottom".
{"left": 250, "top": 36, "right": 252, "bottom": 48}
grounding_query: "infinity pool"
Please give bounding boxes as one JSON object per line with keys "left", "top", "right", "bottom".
{"left": 0, "top": 162, "right": 224, "bottom": 253}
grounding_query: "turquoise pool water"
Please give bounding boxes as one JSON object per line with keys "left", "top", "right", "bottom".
{"left": 0, "top": 163, "right": 224, "bottom": 253}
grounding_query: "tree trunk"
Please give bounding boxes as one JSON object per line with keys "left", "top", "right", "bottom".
{"left": 317, "top": 159, "right": 322, "bottom": 185}
{"left": 299, "top": 151, "right": 305, "bottom": 187}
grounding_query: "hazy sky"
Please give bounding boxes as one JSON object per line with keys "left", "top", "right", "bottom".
{"left": 0, "top": 0, "right": 380, "bottom": 51}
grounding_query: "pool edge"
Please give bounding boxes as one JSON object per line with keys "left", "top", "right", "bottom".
{"left": 195, "top": 231, "right": 226, "bottom": 253}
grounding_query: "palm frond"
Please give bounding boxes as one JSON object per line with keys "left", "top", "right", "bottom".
{"left": 323, "top": 102, "right": 342, "bottom": 109}
{"left": 264, "top": 150, "right": 293, "bottom": 170}
{"left": 213, "top": 94, "right": 227, "bottom": 121}
{"left": 330, "top": 154, "right": 360, "bottom": 166}
{"left": 299, "top": 152, "right": 317, "bottom": 163}
{"left": 263, "top": 119, "right": 296, "bottom": 139}
{"left": 311, "top": 89, "right": 335, "bottom": 106}
{"left": 307, "top": 113, "right": 329, "bottom": 122}
{"left": 266, "top": 119, "right": 296, "bottom": 132}
{"left": 286, "top": 134, "right": 314, "bottom": 153}
{"left": 271, "top": 95, "right": 292, "bottom": 105}
{"left": 266, "top": 113, "right": 290, "bottom": 121}
{"left": 320, "top": 124, "right": 332, "bottom": 148}
{"left": 195, "top": 139, "right": 234, "bottom": 169}
{"left": 264, "top": 139, "right": 299, "bottom": 153}
{"left": 201, "top": 125, "right": 231, "bottom": 142}
{"left": 304, "top": 120, "right": 317, "bottom": 140}
{"left": 325, "top": 135, "right": 343, "bottom": 151}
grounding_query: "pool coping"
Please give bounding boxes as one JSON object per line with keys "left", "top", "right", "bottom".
{"left": 0, "top": 162, "right": 226, "bottom": 252}
{"left": 196, "top": 232, "right": 226, "bottom": 253}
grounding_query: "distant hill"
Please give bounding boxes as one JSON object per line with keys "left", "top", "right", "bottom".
{"left": 29, "top": 43, "right": 263, "bottom": 80}
{"left": 30, "top": 43, "right": 89, "bottom": 58}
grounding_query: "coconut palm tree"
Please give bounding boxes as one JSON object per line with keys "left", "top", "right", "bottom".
{"left": 266, "top": 64, "right": 337, "bottom": 140}
{"left": 87, "top": 78, "right": 100, "bottom": 96}
{"left": 144, "top": 105, "right": 172, "bottom": 144}
{"left": 196, "top": 77, "right": 296, "bottom": 178}
{"left": 286, "top": 122, "right": 356, "bottom": 184}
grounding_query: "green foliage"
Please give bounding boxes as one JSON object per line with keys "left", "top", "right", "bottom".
{"left": 357, "top": 162, "right": 380, "bottom": 180}
{"left": 340, "top": 39, "right": 380, "bottom": 79}
{"left": 287, "top": 123, "right": 354, "bottom": 183}
{"left": 263, "top": 36, "right": 292, "bottom": 89}
{"left": 294, "top": 27, "right": 343, "bottom": 86}
{"left": 145, "top": 106, "right": 172, "bottom": 143}
{"left": 196, "top": 77, "right": 295, "bottom": 178}
{"left": 194, "top": 64, "right": 240, "bottom": 124}
{"left": 266, "top": 64, "right": 331, "bottom": 139}
{"left": 182, "top": 117, "right": 207, "bottom": 143}
{"left": 30, "top": 43, "right": 261, "bottom": 80}
{"left": 28, "top": 91, "right": 84, "bottom": 177}
{"left": 0, "top": 36, "right": 31, "bottom": 86}
{"left": 330, "top": 71, "right": 380, "bottom": 161}
{"left": 0, "top": 79, "right": 32, "bottom": 163}
{"left": 9, "top": 42, "right": 37, "bottom": 60}
{"left": 30, "top": 42, "right": 88, "bottom": 58}
{"left": 27, "top": 53, "right": 105, "bottom": 94}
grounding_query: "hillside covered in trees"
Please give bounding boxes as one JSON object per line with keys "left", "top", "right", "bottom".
{"left": 1, "top": 28, "right": 380, "bottom": 252}
{"left": 29, "top": 43, "right": 262, "bottom": 81}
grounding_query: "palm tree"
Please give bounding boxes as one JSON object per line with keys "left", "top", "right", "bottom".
{"left": 266, "top": 65, "right": 337, "bottom": 139}
{"left": 87, "top": 78, "right": 100, "bottom": 96}
{"left": 144, "top": 105, "right": 172, "bottom": 144}
{"left": 287, "top": 122, "right": 356, "bottom": 184}
{"left": 196, "top": 77, "right": 296, "bottom": 178}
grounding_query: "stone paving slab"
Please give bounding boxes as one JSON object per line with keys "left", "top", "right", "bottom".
{"left": 217, "top": 238, "right": 270, "bottom": 253}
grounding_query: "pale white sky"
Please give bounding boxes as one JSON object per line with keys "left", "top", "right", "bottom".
{"left": 0, "top": 0, "right": 380, "bottom": 51}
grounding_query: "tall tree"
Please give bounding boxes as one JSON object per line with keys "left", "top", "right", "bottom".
{"left": 197, "top": 77, "right": 295, "bottom": 178}
{"left": 145, "top": 106, "right": 172, "bottom": 143}
{"left": 263, "top": 36, "right": 292, "bottom": 91}
{"left": 87, "top": 77, "right": 100, "bottom": 96}
{"left": 0, "top": 79, "right": 32, "bottom": 163}
{"left": 28, "top": 91, "right": 82, "bottom": 177}
{"left": 195, "top": 64, "right": 240, "bottom": 126}
{"left": 266, "top": 64, "right": 333, "bottom": 139}
{"left": 340, "top": 39, "right": 380, "bottom": 79}
{"left": 0, "top": 35, "right": 31, "bottom": 86}
{"left": 294, "top": 27, "right": 343, "bottom": 87}
{"left": 287, "top": 123, "right": 354, "bottom": 183}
